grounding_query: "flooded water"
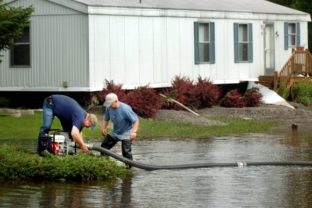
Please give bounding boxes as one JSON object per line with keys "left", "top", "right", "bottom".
{"left": 1, "top": 128, "right": 312, "bottom": 208}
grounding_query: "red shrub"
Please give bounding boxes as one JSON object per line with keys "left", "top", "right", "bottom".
{"left": 126, "top": 86, "right": 162, "bottom": 118}
{"left": 161, "top": 76, "right": 222, "bottom": 110}
{"left": 244, "top": 87, "right": 262, "bottom": 107}
{"left": 220, "top": 89, "right": 246, "bottom": 108}
{"left": 160, "top": 88, "right": 177, "bottom": 110}
{"left": 193, "top": 76, "right": 221, "bottom": 108}
{"left": 166, "top": 76, "right": 196, "bottom": 110}
{"left": 92, "top": 80, "right": 127, "bottom": 104}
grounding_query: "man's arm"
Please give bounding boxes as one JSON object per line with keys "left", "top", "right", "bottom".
{"left": 101, "top": 119, "right": 110, "bottom": 136}
{"left": 71, "top": 125, "right": 89, "bottom": 153}
{"left": 130, "top": 119, "right": 139, "bottom": 140}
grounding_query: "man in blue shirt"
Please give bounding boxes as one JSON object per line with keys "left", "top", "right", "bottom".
{"left": 101, "top": 93, "right": 139, "bottom": 168}
{"left": 37, "top": 94, "right": 98, "bottom": 154}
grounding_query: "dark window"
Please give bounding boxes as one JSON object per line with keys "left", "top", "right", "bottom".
{"left": 10, "top": 27, "right": 30, "bottom": 67}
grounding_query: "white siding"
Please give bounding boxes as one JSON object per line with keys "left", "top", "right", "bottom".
{"left": 91, "top": 15, "right": 288, "bottom": 88}
{"left": 124, "top": 18, "right": 140, "bottom": 85}
{"left": 0, "top": 0, "right": 89, "bottom": 91}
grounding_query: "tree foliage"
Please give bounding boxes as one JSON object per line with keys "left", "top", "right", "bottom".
{"left": 268, "top": 0, "right": 293, "bottom": 7}
{"left": 0, "top": 1, "right": 33, "bottom": 52}
{"left": 292, "top": 0, "right": 312, "bottom": 14}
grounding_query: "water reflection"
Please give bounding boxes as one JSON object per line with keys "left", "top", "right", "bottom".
{"left": 0, "top": 179, "right": 134, "bottom": 208}
{"left": 0, "top": 131, "right": 312, "bottom": 208}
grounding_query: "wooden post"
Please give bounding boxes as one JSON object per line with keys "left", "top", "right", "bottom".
{"left": 273, "top": 71, "right": 278, "bottom": 91}
{"left": 159, "top": 93, "right": 199, "bottom": 116}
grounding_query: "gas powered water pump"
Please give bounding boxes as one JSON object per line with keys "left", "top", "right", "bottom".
{"left": 40, "top": 129, "right": 78, "bottom": 155}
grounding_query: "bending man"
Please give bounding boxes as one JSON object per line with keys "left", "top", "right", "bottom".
{"left": 37, "top": 94, "right": 98, "bottom": 154}
{"left": 101, "top": 93, "right": 139, "bottom": 168}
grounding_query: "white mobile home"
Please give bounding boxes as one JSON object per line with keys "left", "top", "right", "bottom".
{"left": 0, "top": 0, "right": 311, "bottom": 92}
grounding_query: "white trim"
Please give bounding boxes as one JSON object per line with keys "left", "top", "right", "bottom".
{"left": 87, "top": 7, "right": 311, "bottom": 21}
{"left": 212, "top": 78, "right": 258, "bottom": 84}
{"left": 122, "top": 82, "right": 172, "bottom": 90}
{"left": 0, "top": 78, "right": 260, "bottom": 91}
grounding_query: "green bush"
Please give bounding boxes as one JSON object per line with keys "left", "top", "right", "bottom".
{"left": 278, "top": 82, "right": 290, "bottom": 100}
{"left": 0, "top": 145, "right": 128, "bottom": 182}
{"left": 293, "top": 81, "right": 312, "bottom": 106}
{"left": 295, "top": 96, "right": 312, "bottom": 106}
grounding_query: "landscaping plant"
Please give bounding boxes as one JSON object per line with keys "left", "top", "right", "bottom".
{"left": 193, "top": 76, "right": 221, "bottom": 108}
{"left": 220, "top": 89, "right": 246, "bottom": 108}
{"left": 162, "top": 75, "right": 221, "bottom": 110}
{"left": 92, "top": 80, "right": 127, "bottom": 104}
{"left": 277, "top": 81, "right": 290, "bottom": 100}
{"left": 127, "top": 85, "right": 162, "bottom": 118}
{"left": 165, "top": 76, "right": 196, "bottom": 110}
{"left": 293, "top": 80, "right": 312, "bottom": 106}
{"left": 244, "top": 87, "right": 262, "bottom": 107}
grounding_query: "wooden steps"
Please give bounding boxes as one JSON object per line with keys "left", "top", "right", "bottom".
{"left": 257, "top": 75, "right": 275, "bottom": 89}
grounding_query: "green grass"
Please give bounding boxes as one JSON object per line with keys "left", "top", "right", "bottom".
{"left": 139, "top": 116, "right": 278, "bottom": 138}
{"left": 0, "top": 111, "right": 279, "bottom": 141}
{"left": 0, "top": 112, "right": 99, "bottom": 140}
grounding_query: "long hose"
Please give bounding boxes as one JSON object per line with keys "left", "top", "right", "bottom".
{"left": 90, "top": 146, "right": 312, "bottom": 171}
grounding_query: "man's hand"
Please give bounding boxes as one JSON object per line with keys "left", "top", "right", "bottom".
{"left": 101, "top": 120, "right": 109, "bottom": 136}
{"left": 71, "top": 126, "right": 89, "bottom": 153}
{"left": 130, "top": 132, "right": 137, "bottom": 141}
{"left": 101, "top": 127, "right": 108, "bottom": 136}
{"left": 80, "top": 143, "right": 89, "bottom": 153}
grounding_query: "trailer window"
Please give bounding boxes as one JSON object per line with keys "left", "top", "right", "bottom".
{"left": 284, "top": 22, "right": 300, "bottom": 49}
{"left": 10, "top": 27, "right": 31, "bottom": 67}
{"left": 234, "top": 23, "right": 253, "bottom": 63}
{"left": 194, "top": 22, "right": 215, "bottom": 64}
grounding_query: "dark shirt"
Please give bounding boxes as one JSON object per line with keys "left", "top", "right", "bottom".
{"left": 51, "top": 95, "right": 86, "bottom": 132}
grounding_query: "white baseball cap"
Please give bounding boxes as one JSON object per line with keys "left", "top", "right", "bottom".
{"left": 103, "top": 93, "right": 118, "bottom": 107}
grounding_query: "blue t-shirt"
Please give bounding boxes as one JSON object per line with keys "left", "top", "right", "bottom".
{"left": 104, "top": 102, "right": 138, "bottom": 136}
{"left": 52, "top": 95, "right": 86, "bottom": 132}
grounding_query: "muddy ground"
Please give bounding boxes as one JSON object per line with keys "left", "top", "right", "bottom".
{"left": 154, "top": 103, "right": 312, "bottom": 129}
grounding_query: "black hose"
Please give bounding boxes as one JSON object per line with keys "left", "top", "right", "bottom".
{"left": 90, "top": 146, "right": 312, "bottom": 171}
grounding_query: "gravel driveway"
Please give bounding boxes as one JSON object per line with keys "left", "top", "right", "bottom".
{"left": 154, "top": 103, "right": 312, "bottom": 128}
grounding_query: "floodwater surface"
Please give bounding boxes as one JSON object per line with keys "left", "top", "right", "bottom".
{"left": 0, "top": 129, "right": 311, "bottom": 208}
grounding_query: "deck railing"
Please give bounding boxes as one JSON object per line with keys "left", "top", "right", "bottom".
{"left": 274, "top": 47, "right": 312, "bottom": 91}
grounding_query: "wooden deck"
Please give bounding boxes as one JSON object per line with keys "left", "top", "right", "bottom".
{"left": 258, "top": 47, "right": 312, "bottom": 92}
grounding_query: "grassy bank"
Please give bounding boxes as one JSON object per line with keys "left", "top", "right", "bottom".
{"left": 0, "top": 145, "right": 127, "bottom": 182}
{"left": 0, "top": 111, "right": 278, "bottom": 141}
